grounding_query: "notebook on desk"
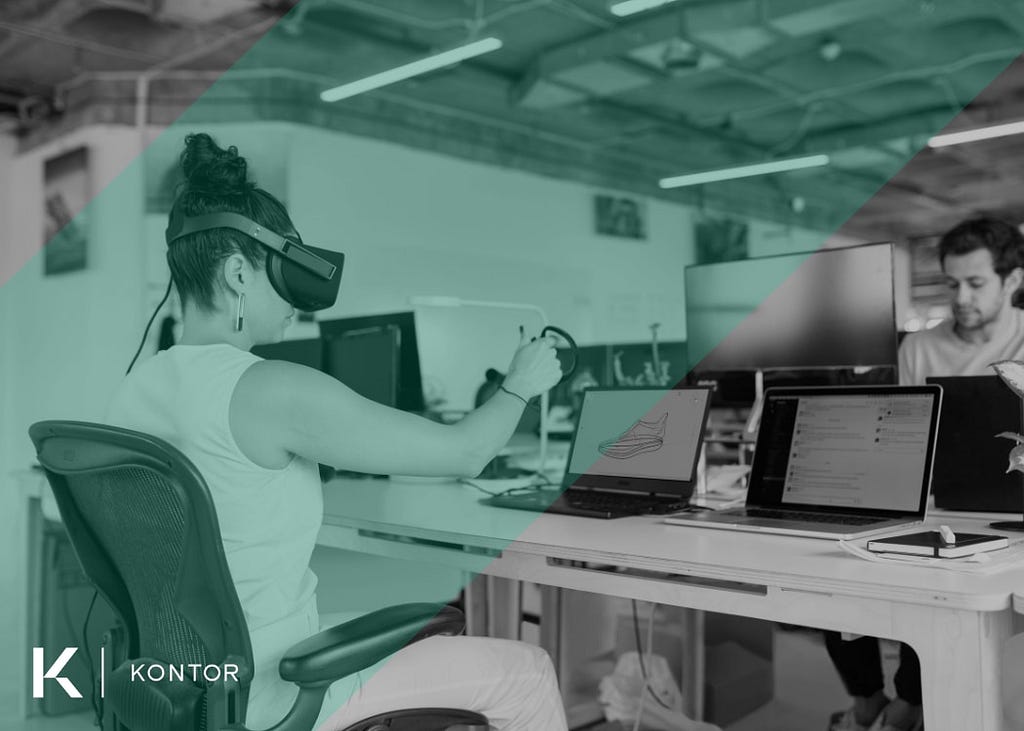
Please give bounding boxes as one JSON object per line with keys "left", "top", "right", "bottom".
{"left": 664, "top": 385, "right": 942, "bottom": 539}
{"left": 482, "top": 386, "right": 711, "bottom": 519}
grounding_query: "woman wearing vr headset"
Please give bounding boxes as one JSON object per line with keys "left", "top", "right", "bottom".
{"left": 106, "top": 133, "right": 567, "bottom": 730}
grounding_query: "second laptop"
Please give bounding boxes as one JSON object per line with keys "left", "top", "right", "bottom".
{"left": 664, "top": 385, "right": 942, "bottom": 539}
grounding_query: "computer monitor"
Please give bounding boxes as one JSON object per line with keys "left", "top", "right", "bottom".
{"left": 323, "top": 324, "right": 400, "bottom": 406}
{"left": 251, "top": 338, "right": 324, "bottom": 370}
{"left": 685, "top": 243, "right": 897, "bottom": 379}
{"left": 319, "top": 312, "right": 426, "bottom": 411}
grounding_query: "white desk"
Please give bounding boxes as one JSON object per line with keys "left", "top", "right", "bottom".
{"left": 319, "top": 476, "right": 1024, "bottom": 731}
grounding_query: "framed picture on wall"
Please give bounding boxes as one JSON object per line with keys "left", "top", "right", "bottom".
{"left": 695, "top": 215, "right": 748, "bottom": 264}
{"left": 43, "top": 147, "right": 89, "bottom": 276}
{"left": 594, "top": 194, "right": 647, "bottom": 240}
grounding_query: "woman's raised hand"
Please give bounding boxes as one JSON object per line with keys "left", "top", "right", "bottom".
{"left": 503, "top": 329, "right": 563, "bottom": 401}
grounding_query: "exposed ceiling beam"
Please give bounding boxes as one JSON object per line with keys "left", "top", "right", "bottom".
{"left": 512, "top": 0, "right": 911, "bottom": 109}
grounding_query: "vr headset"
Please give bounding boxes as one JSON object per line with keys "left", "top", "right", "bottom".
{"left": 165, "top": 211, "right": 345, "bottom": 312}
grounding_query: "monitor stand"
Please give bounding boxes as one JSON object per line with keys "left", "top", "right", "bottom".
{"left": 989, "top": 519, "right": 1024, "bottom": 532}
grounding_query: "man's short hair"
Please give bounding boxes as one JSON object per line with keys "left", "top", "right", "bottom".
{"left": 938, "top": 218, "right": 1024, "bottom": 278}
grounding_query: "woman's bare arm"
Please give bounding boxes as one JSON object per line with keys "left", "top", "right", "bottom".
{"left": 230, "top": 335, "right": 561, "bottom": 476}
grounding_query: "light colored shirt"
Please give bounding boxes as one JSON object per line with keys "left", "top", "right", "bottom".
{"left": 898, "top": 308, "right": 1024, "bottom": 384}
{"left": 106, "top": 343, "right": 322, "bottom": 728}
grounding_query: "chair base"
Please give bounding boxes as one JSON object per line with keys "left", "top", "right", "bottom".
{"left": 341, "top": 708, "right": 488, "bottom": 731}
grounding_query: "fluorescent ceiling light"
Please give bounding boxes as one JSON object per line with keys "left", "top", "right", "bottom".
{"left": 609, "top": 0, "right": 681, "bottom": 17}
{"left": 321, "top": 37, "right": 502, "bottom": 103}
{"left": 659, "top": 154, "right": 830, "bottom": 188}
{"left": 927, "top": 120, "right": 1024, "bottom": 148}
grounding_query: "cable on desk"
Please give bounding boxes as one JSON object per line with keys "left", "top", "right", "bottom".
{"left": 458, "top": 477, "right": 557, "bottom": 498}
{"left": 458, "top": 478, "right": 504, "bottom": 497}
{"left": 494, "top": 479, "right": 556, "bottom": 498}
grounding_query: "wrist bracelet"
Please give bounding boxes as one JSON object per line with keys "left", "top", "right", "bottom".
{"left": 499, "top": 385, "right": 529, "bottom": 406}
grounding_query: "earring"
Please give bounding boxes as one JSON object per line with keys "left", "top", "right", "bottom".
{"left": 235, "top": 293, "right": 245, "bottom": 332}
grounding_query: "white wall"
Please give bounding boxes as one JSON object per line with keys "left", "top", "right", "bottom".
{"left": 2, "top": 119, "right": 858, "bottom": 460}
{"left": 1, "top": 125, "right": 146, "bottom": 468}
{"left": 1, "top": 131, "right": 18, "bottom": 474}
{"left": 0, "top": 130, "right": 21, "bottom": 715}
{"left": 142, "top": 122, "right": 701, "bottom": 345}
{"left": 141, "top": 123, "right": 840, "bottom": 408}
{"left": 2, "top": 120, "right": 849, "bottom": 459}
{"left": 0, "top": 125, "right": 146, "bottom": 717}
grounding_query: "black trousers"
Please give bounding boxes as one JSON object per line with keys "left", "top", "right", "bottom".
{"left": 823, "top": 631, "right": 923, "bottom": 706}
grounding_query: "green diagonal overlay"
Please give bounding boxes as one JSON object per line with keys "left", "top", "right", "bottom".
{"left": 3, "top": 1, "right": 1024, "bottom": 726}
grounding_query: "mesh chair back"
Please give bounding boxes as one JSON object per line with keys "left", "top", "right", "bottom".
{"left": 29, "top": 421, "right": 254, "bottom": 715}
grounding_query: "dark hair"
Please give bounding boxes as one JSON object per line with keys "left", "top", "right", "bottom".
{"left": 938, "top": 218, "right": 1024, "bottom": 279}
{"left": 166, "top": 133, "right": 295, "bottom": 311}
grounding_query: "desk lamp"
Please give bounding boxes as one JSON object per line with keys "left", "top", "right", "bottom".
{"left": 410, "top": 296, "right": 553, "bottom": 476}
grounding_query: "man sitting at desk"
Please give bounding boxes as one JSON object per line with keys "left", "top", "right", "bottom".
{"left": 826, "top": 217, "right": 1024, "bottom": 731}
{"left": 899, "top": 217, "right": 1024, "bottom": 385}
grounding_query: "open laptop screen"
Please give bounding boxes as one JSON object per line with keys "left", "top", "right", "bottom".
{"left": 749, "top": 387, "right": 940, "bottom": 515}
{"left": 566, "top": 387, "right": 711, "bottom": 495}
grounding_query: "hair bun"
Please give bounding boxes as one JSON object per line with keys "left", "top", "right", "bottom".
{"left": 179, "top": 132, "right": 253, "bottom": 196}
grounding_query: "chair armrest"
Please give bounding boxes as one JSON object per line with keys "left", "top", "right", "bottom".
{"left": 279, "top": 603, "right": 464, "bottom": 686}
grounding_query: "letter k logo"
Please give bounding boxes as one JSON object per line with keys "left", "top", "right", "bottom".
{"left": 33, "top": 648, "right": 82, "bottom": 698}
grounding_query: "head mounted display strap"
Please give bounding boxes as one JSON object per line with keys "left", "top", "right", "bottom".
{"left": 167, "top": 211, "right": 337, "bottom": 281}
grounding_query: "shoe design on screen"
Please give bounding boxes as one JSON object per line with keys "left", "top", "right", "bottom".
{"left": 598, "top": 413, "right": 667, "bottom": 459}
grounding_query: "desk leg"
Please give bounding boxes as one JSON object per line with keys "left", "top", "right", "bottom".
{"left": 463, "top": 574, "right": 525, "bottom": 641}
{"left": 462, "top": 573, "right": 488, "bottom": 637}
{"left": 680, "top": 608, "right": 705, "bottom": 721}
{"left": 487, "top": 576, "right": 523, "bottom": 640}
{"left": 894, "top": 605, "right": 1011, "bottom": 731}
{"left": 539, "top": 586, "right": 564, "bottom": 678}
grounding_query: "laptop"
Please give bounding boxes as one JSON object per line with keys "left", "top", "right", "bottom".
{"left": 664, "top": 385, "right": 942, "bottom": 539}
{"left": 483, "top": 386, "right": 711, "bottom": 519}
{"left": 927, "top": 376, "right": 1024, "bottom": 513}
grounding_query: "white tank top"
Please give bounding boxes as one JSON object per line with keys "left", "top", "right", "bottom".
{"left": 106, "top": 343, "right": 322, "bottom": 727}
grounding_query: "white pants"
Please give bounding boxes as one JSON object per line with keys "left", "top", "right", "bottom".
{"left": 314, "top": 634, "right": 568, "bottom": 731}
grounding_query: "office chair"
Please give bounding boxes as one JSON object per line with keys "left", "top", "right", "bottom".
{"left": 29, "top": 420, "right": 488, "bottom": 731}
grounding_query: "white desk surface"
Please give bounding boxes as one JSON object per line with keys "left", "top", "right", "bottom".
{"left": 322, "top": 476, "right": 1024, "bottom": 613}
{"left": 321, "top": 476, "right": 1024, "bottom": 731}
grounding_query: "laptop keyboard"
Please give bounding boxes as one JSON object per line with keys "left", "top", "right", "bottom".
{"left": 744, "top": 508, "right": 881, "bottom": 526}
{"left": 566, "top": 491, "right": 686, "bottom": 515}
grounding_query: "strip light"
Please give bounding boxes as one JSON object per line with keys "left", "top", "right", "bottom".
{"left": 321, "top": 37, "right": 503, "bottom": 103}
{"left": 658, "top": 154, "right": 830, "bottom": 188}
{"left": 927, "top": 120, "right": 1024, "bottom": 148}
{"left": 609, "top": 0, "right": 681, "bottom": 17}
